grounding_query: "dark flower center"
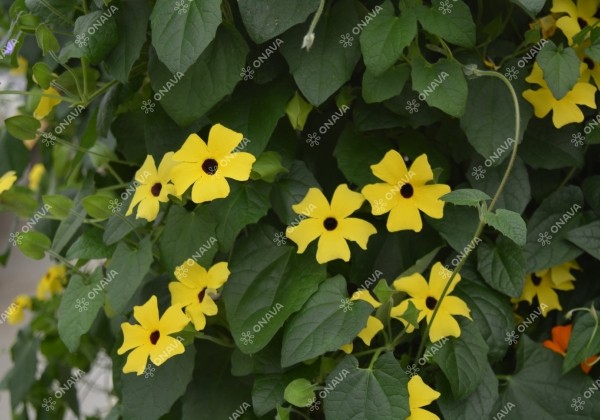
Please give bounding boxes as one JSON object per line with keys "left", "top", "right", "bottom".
{"left": 149, "top": 330, "right": 160, "bottom": 345}
{"left": 323, "top": 217, "right": 338, "bottom": 231}
{"left": 531, "top": 274, "right": 542, "bottom": 286}
{"left": 198, "top": 289, "right": 206, "bottom": 303}
{"left": 400, "top": 183, "right": 414, "bottom": 198}
{"left": 578, "top": 17, "right": 588, "bottom": 29}
{"left": 584, "top": 57, "right": 595, "bottom": 70}
{"left": 426, "top": 296, "right": 438, "bottom": 310}
{"left": 151, "top": 183, "right": 162, "bottom": 197}
{"left": 202, "top": 159, "right": 218, "bottom": 175}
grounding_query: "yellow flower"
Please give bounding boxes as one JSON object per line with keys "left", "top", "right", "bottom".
{"left": 391, "top": 262, "right": 471, "bottom": 343}
{"left": 551, "top": 0, "right": 598, "bottom": 44}
{"left": 523, "top": 63, "right": 597, "bottom": 128}
{"left": 170, "top": 124, "right": 256, "bottom": 203}
{"left": 285, "top": 184, "right": 377, "bottom": 264}
{"left": 9, "top": 56, "right": 28, "bottom": 76}
{"left": 126, "top": 152, "right": 178, "bottom": 222}
{"left": 362, "top": 151, "right": 451, "bottom": 233}
{"left": 517, "top": 261, "right": 579, "bottom": 316}
{"left": 117, "top": 295, "right": 189, "bottom": 375}
{"left": 532, "top": 14, "right": 557, "bottom": 39}
{"left": 6, "top": 295, "right": 32, "bottom": 325}
{"left": 33, "top": 87, "right": 61, "bottom": 120}
{"left": 168, "top": 260, "right": 230, "bottom": 331}
{"left": 408, "top": 375, "right": 441, "bottom": 420}
{"left": 28, "top": 163, "right": 45, "bottom": 191}
{"left": 340, "top": 316, "right": 384, "bottom": 354}
{"left": 0, "top": 171, "right": 17, "bottom": 196}
{"left": 36, "top": 265, "right": 67, "bottom": 300}
{"left": 575, "top": 42, "right": 600, "bottom": 86}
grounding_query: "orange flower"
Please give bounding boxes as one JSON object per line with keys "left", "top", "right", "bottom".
{"left": 543, "top": 324, "right": 596, "bottom": 373}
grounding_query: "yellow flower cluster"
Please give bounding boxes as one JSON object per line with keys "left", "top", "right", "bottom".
{"left": 127, "top": 124, "right": 255, "bottom": 222}
{"left": 286, "top": 151, "right": 450, "bottom": 264}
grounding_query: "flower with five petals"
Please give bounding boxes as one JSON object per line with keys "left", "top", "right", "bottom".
{"left": 362, "top": 151, "right": 451, "bottom": 232}
{"left": 170, "top": 124, "right": 255, "bottom": 203}
{"left": 285, "top": 184, "right": 377, "bottom": 264}
{"left": 117, "top": 295, "right": 189, "bottom": 375}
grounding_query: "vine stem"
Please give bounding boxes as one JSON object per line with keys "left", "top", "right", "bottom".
{"left": 301, "top": 0, "right": 326, "bottom": 50}
{"left": 415, "top": 68, "right": 522, "bottom": 360}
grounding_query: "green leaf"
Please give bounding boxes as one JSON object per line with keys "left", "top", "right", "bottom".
{"left": 25, "top": 0, "right": 75, "bottom": 26}
{"left": 279, "top": 0, "right": 362, "bottom": 106}
{"left": 5, "top": 115, "right": 40, "bottom": 140}
{"left": 400, "top": 300, "right": 421, "bottom": 329}
{"left": 324, "top": 353, "right": 410, "bottom": 419}
{"left": 461, "top": 76, "right": 530, "bottom": 165}
{"left": 563, "top": 311, "right": 600, "bottom": 373}
{"left": 52, "top": 179, "right": 93, "bottom": 253}
{"left": 495, "top": 335, "right": 600, "bottom": 418}
{"left": 437, "top": 363, "right": 499, "bottom": 420}
{"left": 106, "top": 238, "right": 153, "bottom": 314}
{"left": 281, "top": 275, "right": 373, "bottom": 367}
{"left": 536, "top": 41, "right": 580, "bottom": 99}
{"left": 585, "top": 28, "right": 600, "bottom": 62}
{"left": 510, "top": 0, "right": 546, "bottom": 16}
{"left": 253, "top": 374, "right": 294, "bottom": 415}
{"left": 482, "top": 208, "right": 527, "bottom": 246}
{"left": 238, "top": 0, "right": 320, "bottom": 44}
{"left": 524, "top": 186, "right": 584, "bottom": 272}
{"left": 66, "top": 227, "right": 115, "bottom": 260}
{"left": 455, "top": 272, "right": 514, "bottom": 361}
{"left": 122, "top": 345, "right": 196, "bottom": 419}
{"left": 32, "top": 62, "right": 55, "bottom": 89}
{"left": 359, "top": 2, "right": 416, "bottom": 76}
{"left": 410, "top": 57, "right": 467, "bottom": 117}
{"left": 82, "top": 194, "right": 114, "bottom": 220}
{"left": 35, "top": 23, "right": 59, "bottom": 55}
{"left": 428, "top": 205, "right": 479, "bottom": 253}
{"left": 271, "top": 160, "right": 320, "bottom": 225}
{"left": 251, "top": 151, "right": 288, "bottom": 182}
{"left": 372, "top": 278, "right": 396, "bottom": 304}
{"left": 150, "top": 0, "right": 221, "bottom": 73}
{"left": 441, "top": 189, "right": 491, "bottom": 207}
{"left": 565, "top": 221, "right": 600, "bottom": 261}
{"left": 207, "top": 181, "right": 272, "bottom": 252}
{"left": 477, "top": 237, "right": 526, "bottom": 298}
{"left": 209, "top": 77, "right": 294, "bottom": 156}
{"left": 73, "top": 9, "right": 118, "bottom": 64}
{"left": 362, "top": 64, "right": 410, "bottom": 104}
{"left": 17, "top": 230, "right": 50, "bottom": 260}
{"left": 223, "top": 226, "right": 326, "bottom": 354}
{"left": 105, "top": 0, "right": 149, "bottom": 83}
{"left": 3, "top": 337, "right": 39, "bottom": 410}
{"left": 333, "top": 124, "right": 395, "bottom": 187}
{"left": 416, "top": 0, "right": 476, "bottom": 48}
{"left": 57, "top": 269, "right": 105, "bottom": 352}
{"left": 431, "top": 320, "right": 489, "bottom": 398}
{"left": 583, "top": 175, "right": 600, "bottom": 214}
{"left": 43, "top": 194, "right": 74, "bottom": 219}
{"left": 285, "top": 91, "right": 313, "bottom": 131}
{"left": 158, "top": 206, "right": 218, "bottom": 273}
{"left": 283, "top": 378, "right": 315, "bottom": 407}
{"left": 148, "top": 25, "right": 248, "bottom": 126}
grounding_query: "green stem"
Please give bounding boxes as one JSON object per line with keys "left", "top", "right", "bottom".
{"left": 0, "top": 90, "right": 78, "bottom": 104}
{"left": 46, "top": 250, "right": 89, "bottom": 282}
{"left": 302, "top": 0, "right": 326, "bottom": 49}
{"left": 48, "top": 135, "right": 138, "bottom": 167}
{"left": 416, "top": 68, "right": 522, "bottom": 360}
{"left": 368, "top": 348, "right": 383, "bottom": 369}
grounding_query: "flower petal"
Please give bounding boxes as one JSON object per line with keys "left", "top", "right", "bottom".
{"left": 286, "top": 218, "right": 323, "bottom": 253}
{"left": 357, "top": 316, "right": 384, "bottom": 346}
{"left": 291, "top": 188, "right": 330, "bottom": 219}
{"left": 316, "top": 231, "right": 350, "bottom": 263}
{"left": 551, "top": 0, "right": 577, "bottom": 17}
{"left": 413, "top": 184, "right": 451, "bottom": 219}
{"left": 186, "top": 302, "right": 208, "bottom": 331}
{"left": 351, "top": 290, "right": 381, "bottom": 308}
{"left": 330, "top": 184, "right": 365, "bottom": 219}
{"left": 393, "top": 272, "right": 429, "bottom": 299}
{"left": 133, "top": 296, "right": 160, "bottom": 330}
{"left": 578, "top": 0, "right": 598, "bottom": 19}
{"left": 429, "top": 310, "right": 461, "bottom": 342}
{"left": 207, "top": 124, "right": 244, "bottom": 158}
{"left": 137, "top": 155, "right": 158, "bottom": 183}
{"left": 428, "top": 262, "right": 461, "bottom": 297}
{"left": 552, "top": 98, "right": 585, "bottom": 128}
{"left": 117, "top": 323, "right": 149, "bottom": 354}
{"left": 149, "top": 335, "right": 185, "bottom": 366}
{"left": 135, "top": 197, "right": 160, "bottom": 222}
{"left": 218, "top": 152, "right": 256, "bottom": 181}
{"left": 387, "top": 200, "right": 423, "bottom": 232}
{"left": 168, "top": 281, "right": 198, "bottom": 308}
{"left": 361, "top": 183, "right": 398, "bottom": 215}
{"left": 408, "top": 154, "right": 434, "bottom": 186}
{"left": 159, "top": 304, "right": 190, "bottom": 335}
{"left": 122, "top": 345, "right": 151, "bottom": 375}
{"left": 157, "top": 152, "right": 178, "bottom": 180}
{"left": 191, "top": 174, "right": 231, "bottom": 203}
{"left": 371, "top": 150, "right": 409, "bottom": 185}
{"left": 408, "top": 375, "right": 441, "bottom": 411}
{"left": 207, "top": 262, "right": 230, "bottom": 289}
{"left": 441, "top": 296, "right": 471, "bottom": 319}
{"left": 523, "top": 88, "right": 554, "bottom": 119}
{"left": 173, "top": 133, "right": 209, "bottom": 163}
{"left": 337, "top": 217, "right": 377, "bottom": 249}
{"left": 170, "top": 162, "right": 202, "bottom": 196}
